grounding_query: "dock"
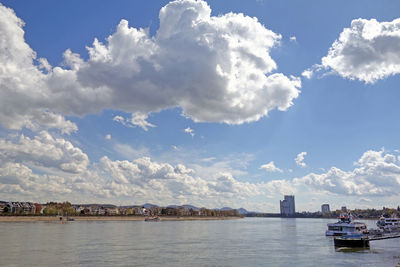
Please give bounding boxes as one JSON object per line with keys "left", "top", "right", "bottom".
{"left": 334, "top": 232, "right": 400, "bottom": 247}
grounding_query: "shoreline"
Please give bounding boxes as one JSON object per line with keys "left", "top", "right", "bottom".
{"left": 0, "top": 216, "right": 242, "bottom": 222}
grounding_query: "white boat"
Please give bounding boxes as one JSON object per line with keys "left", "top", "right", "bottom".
{"left": 376, "top": 216, "right": 400, "bottom": 231}
{"left": 326, "top": 213, "right": 368, "bottom": 236}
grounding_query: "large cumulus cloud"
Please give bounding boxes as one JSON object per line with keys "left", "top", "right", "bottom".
{"left": 0, "top": 5, "right": 78, "bottom": 134}
{"left": 0, "top": 131, "right": 89, "bottom": 173}
{"left": 99, "top": 156, "right": 263, "bottom": 204}
{"left": 304, "top": 18, "right": 400, "bottom": 83}
{"left": 0, "top": 131, "right": 265, "bottom": 205}
{"left": 294, "top": 150, "right": 400, "bottom": 196}
{"left": 0, "top": 0, "right": 300, "bottom": 133}
{"left": 1, "top": 129, "right": 399, "bottom": 208}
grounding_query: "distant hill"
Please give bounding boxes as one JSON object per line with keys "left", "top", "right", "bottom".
{"left": 219, "top": 207, "right": 233, "bottom": 211}
{"left": 166, "top": 204, "right": 200, "bottom": 210}
{"left": 237, "top": 208, "right": 249, "bottom": 215}
{"left": 214, "top": 207, "right": 251, "bottom": 215}
{"left": 73, "top": 203, "right": 117, "bottom": 208}
{"left": 182, "top": 204, "right": 200, "bottom": 211}
{"left": 142, "top": 203, "right": 158, "bottom": 209}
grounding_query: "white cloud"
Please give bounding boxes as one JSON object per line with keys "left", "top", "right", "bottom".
{"left": 105, "top": 134, "right": 111, "bottom": 140}
{"left": 301, "top": 69, "right": 313, "bottom": 79}
{"left": 0, "top": 130, "right": 267, "bottom": 206}
{"left": 294, "top": 149, "right": 400, "bottom": 196}
{"left": 260, "top": 161, "right": 283, "bottom": 172}
{"left": 359, "top": 198, "right": 372, "bottom": 203}
{"left": 308, "top": 18, "right": 400, "bottom": 83}
{"left": 1, "top": 134, "right": 400, "bottom": 210}
{"left": 184, "top": 127, "right": 195, "bottom": 137}
{"left": 295, "top": 151, "right": 307, "bottom": 167}
{"left": 0, "top": 5, "right": 77, "bottom": 134}
{"left": 289, "top": 36, "right": 297, "bottom": 42}
{"left": 0, "top": 0, "right": 301, "bottom": 133}
{"left": 99, "top": 156, "right": 263, "bottom": 204}
{"left": 0, "top": 131, "right": 89, "bottom": 173}
{"left": 0, "top": 162, "right": 73, "bottom": 197}
{"left": 113, "top": 113, "right": 156, "bottom": 131}
{"left": 201, "top": 157, "right": 216, "bottom": 162}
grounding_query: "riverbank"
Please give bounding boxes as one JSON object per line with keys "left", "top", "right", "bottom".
{"left": 0, "top": 216, "right": 242, "bottom": 222}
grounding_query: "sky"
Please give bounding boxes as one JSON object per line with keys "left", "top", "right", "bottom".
{"left": 1, "top": 0, "right": 400, "bottom": 212}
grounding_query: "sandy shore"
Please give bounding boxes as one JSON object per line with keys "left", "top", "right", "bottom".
{"left": 0, "top": 216, "right": 242, "bottom": 222}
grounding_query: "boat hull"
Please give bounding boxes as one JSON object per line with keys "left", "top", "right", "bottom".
{"left": 334, "top": 237, "right": 370, "bottom": 247}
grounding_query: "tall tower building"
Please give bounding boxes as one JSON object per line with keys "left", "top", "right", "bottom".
{"left": 321, "top": 204, "right": 330, "bottom": 213}
{"left": 280, "top": 195, "right": 295, "bottom": 216}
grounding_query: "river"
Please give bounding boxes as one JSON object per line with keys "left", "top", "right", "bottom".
{"left": 1, "top": 218, "right": 399, "bottom": 266}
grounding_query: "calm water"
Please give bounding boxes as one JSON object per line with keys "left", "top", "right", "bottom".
{"left": 1, "top": 218, "right": 399, "bottom": 266}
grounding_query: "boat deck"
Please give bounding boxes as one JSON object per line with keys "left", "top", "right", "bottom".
{"left": 367, "top": 232, "right": 400, "bottom": 241}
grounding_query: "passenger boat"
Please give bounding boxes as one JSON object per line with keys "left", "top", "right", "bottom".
{"left": 326, "top": 213, "right": 368, "bottom": 236}
{"left": 376, "top": 216, "right": 400, "bottom": 231}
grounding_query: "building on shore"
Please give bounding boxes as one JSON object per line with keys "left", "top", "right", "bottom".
{"left": 280, "top": 195, "right": 295, "bottom": 216}
{"left": 341, "top": 206, "right": 347, "bottom": 212}
{"left": 321, "top": 204, "right": 330, "bottom": 213}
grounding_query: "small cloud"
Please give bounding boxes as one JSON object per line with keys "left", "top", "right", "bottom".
{"left": 295, "top": 152, "right": 307, "bottom": 168}
{"left": 289, "top": 36, "right": 297, "bottom": 42}
{"left": 171, "top": 145, "right": 180, "bottom": 151}
{"left": 130, "top": 112, "right": 156, "bottom": 131}
{"left": 302, "top": 69, "right": 313, "bottom": 79}
{"left": 260, "top": 161, "right": 283, "bottom": 173}
{"left": 184, "top": 127, "right": 195, "bottom": 137}
{"left": 105, "top": 134, "right": 111, "bottom": 140}
{"left": 359, "top": 198, "right": 372, "bottom": 203}
{"left": 201, "top": 157, "right": 216, "bottom": 162}
{"left": 113, "top": 112, "right": 156, "bottom": 131}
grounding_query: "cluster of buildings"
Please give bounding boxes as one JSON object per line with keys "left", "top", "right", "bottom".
{"left": 0, "top": 201, "right": 239, "bottom": 217}
{"left": 279, "top": 196, "right": 341, "bottom": 216}
{"left": 0, "top": 201, "right": 40, "bottom": 214}
{"left": 0, "top": 201, "right": 159, "bottom": 216}
{"left": 321, "top": 204, "right": 348, "bottom": 214}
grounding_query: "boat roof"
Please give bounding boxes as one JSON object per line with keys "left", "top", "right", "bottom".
{"left": 327, "top": 221, "right": 366, "bottom": 226}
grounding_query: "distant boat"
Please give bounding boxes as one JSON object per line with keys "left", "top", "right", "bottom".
{"left": 326, "top": 213, "right": 368, "bottom": 236}
{"left": 144, "top": 217, "right": 160, "bottom": 222}
{"left": 376, "top": 216, "right": 400, "bottom": 232}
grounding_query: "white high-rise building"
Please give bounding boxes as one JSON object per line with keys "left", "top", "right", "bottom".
{"left": 280, "top": 195, "right": 295, "bottom": 216}
{"left": 321, "top": 204, "right": 330, "bottom": 213}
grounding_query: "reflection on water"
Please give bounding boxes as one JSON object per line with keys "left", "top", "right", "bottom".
{"left": 335, "top": 246, "right": 370, "bottom": 253}
{"left": 0, "top": 218, "right": 399, "bottom": 266}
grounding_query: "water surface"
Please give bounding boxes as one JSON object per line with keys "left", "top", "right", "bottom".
{"left": 1, "top": 218, "right": 399, "bottom": 266}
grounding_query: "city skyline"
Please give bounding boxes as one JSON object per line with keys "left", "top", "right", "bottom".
{"left": 1, "top": 0, "right": 400, "bottom": 212}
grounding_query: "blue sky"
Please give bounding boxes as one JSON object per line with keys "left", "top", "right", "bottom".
{"left": 1, "top": 0, "right": 400, "bottom": 212}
